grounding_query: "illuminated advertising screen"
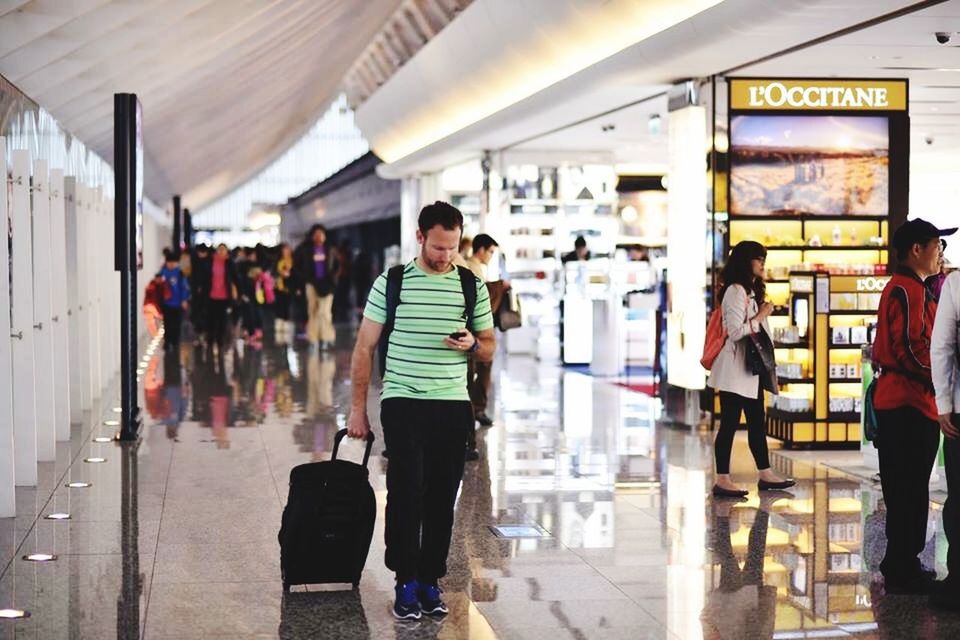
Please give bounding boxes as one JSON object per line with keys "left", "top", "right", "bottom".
{"left": 729, "top": 114, "right": 889, "bottom": 217}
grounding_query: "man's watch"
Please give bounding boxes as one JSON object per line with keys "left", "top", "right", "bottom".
{"left": 468, "top": 336, "right": 481, "bottom": 353}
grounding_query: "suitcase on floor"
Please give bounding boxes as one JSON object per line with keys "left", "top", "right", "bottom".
{"left": 278, "top": 429, "right": 376, "bottom": 592}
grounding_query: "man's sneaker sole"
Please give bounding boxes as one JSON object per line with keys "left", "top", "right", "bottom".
{"left": 420, "top": 603, "right": 448, "bottom": 617}
{"left": 392, "top": 607, "right": 422, "bottom": 621}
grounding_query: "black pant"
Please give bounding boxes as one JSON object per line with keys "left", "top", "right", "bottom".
{"left": 468, "top": 358, "right": 492, "bottom": 416}
{"left": 943, "top": 415, "right": 960, "bottom": 579}
{"left": 162, "top": 305, "right": 182, "bottom": 346}
{"left": 877, "top": 406, "right": 940, "bottom": 580}
{"left": 715, "top": 385, "right": 770, "bottom": 475}
{"left": 381, "top": 398, "right": 471, "bottom": 584}
{"left": 208, "top": 299, "right": 229, "bottom": 346}
{"left": 715, "top": 510, "right": 768, "bottom": 590}
{"left": 191, "top": 291, "right": 208, "bottom": 335}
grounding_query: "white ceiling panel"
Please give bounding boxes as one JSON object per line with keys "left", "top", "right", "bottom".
{"left": 0, "top": 0, "right": 403, "bottom": 208}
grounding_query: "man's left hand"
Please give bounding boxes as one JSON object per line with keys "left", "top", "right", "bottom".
{"left": 443, "top": 330, "right": 476, "bottom": 352}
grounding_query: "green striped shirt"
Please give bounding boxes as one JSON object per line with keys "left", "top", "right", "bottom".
{"left": 363, "top": 260, "right": 494, "bottom": 401}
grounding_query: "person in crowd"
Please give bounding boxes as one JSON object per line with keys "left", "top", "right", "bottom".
{"left": 873, "top": 219, "right": 955, "bottom": 594}
{"left": 465, "top": 234, "right": 509, "bottom": 451}
{"left": 561, "top": 235, "right": 591, "bottom": 263}
{"left": 190, "top": 244, "right": 212, "bottom": 346}
{"left": 243, "top": 262, "right": 270, "bottom": 347}
{"left": 333, "top": 239, "right": 354, "bottom": 323}
{"left": 930, "top": 238, "right": 960, "bottom": 609}
{"left": 159, "top": 249, "right": 190, "bottom": 350}
{"left": 707, "top": 240, "right": 794, "bottom": 498}
{"left": 346, "top": 201, "right": 494, "bottom": 620}
{"left": 294, "top": 224, "right": 336, "bottom": 350}
{"left": 454, "top": 235, "right": 472, "bottom": 268}
{"left": 273, "top": 243, "right": 296, "bottom": 346}
{"left": 207, "top": 243, "right": 237, "bottom": 351}
{"left": 143, "top": 272, "right": 167, "bottom": 338}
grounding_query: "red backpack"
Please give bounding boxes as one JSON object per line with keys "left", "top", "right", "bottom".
{"left": 700, "top": 286, "right": 750, "bottom": 371}
{"left": 700, "top": 308, "right": 727, "bottom": 371}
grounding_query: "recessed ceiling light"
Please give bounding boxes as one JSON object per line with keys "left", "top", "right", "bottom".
{"left": 112, "top": 407, "right": 122, "bottom": 413}
{"left": 45, "top": 513, "right": 71, "bottom": 520}
{"left": 0, "top": 609, "right": 30, "bottom": 619}
{"left": 84, "top": 457, "right": 106, "bottom": 464}
{"left": 66, "top": 482, "right": 91, "bottom": 488}
{"left": 93, "top": 437, "right": 112, "bottom": 443}
{"left": 22, "top": 553, "right": 56, "bottom": 562}
{"left": 103, "top": 420, "right": 119, "bottom": 426}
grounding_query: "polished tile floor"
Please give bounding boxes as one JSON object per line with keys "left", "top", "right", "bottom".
{"left": 1, "top": 330, "right": 960, "bottom": 639}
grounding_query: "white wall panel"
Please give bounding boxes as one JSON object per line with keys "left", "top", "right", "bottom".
{"left": 86, "top": 187, "right": 102, "bottom": 399}
{"left": 49, "top": 168, "right": 71, "bottom": 440}
{"left": 31, "top": 159, "right": 56, "bottom": 461}
{"left": 10, "top": 149, "right": 37, "bottom": 486}
{"left": 0, "top": 139, "right": 17, "bottom": 515}
{"left": 75, "top": 182, "right": 92, "bottom": 411}
{"left": 64, "top": 176, "right": 82, "bottom": 424}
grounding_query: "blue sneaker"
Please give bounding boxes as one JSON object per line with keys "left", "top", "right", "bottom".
{"left": 393, "top": 581, "right": 422, "bottom": 620}
{"left": 418, "top": 582, "right": 448, "bottom": 616}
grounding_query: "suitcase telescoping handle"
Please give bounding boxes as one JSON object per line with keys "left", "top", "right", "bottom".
{"left": 332, "top": 428, "right": 375, "bottom": 467}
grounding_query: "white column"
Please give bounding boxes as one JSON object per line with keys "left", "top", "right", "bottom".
{"left": 31, "top": 160, "right": 56, "bottom": 461}
{"left": 49, "top": 169, "right": 71, "bottom": 440}
{"left": 666, "top": 103, "right": 708, "bottom": 428}
{"left": 64, "top": 177, "right": 83, "bottom": 423}
{"left": 400, "top": 177, "right": 421, "bottom": 263}
{"left": 10, "top": 150, "right": 38, "bottom": 486}
{"left": 0, "top": 140, "right": 17, "bottom": 515}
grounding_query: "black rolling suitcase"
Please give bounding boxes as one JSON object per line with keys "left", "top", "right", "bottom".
{"left": 279, "top": 429, "right": 376, "bottom": 592}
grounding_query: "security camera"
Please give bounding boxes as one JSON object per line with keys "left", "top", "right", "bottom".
{"left": 925, "top": 135, "right": 935, "bottom": 146}
{"left": 935, "top": 32, "right": 952, "bottom": 44}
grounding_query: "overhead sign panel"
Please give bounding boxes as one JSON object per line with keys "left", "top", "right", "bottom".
{"left": 730, "top": 79, "right": 908, "bottom": 111}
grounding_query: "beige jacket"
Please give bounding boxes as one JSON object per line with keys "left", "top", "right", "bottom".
{"left": 707, "top": 284, "right": 773, "bottom": 400}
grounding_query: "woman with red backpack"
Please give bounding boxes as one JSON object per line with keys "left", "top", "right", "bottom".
{"left": 706, "top": 241, "right": 795, "bottom": 497}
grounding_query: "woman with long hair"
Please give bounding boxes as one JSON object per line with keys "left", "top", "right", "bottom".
{"left": 708, "top": 241, "right": 795, "bottom": 497}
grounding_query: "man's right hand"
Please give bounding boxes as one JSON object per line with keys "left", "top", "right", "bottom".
{"left": 347, "top": 410, "right": 370, "bottom": 439}
{"left": 939, "top": 413, "right": 960, "bottom": 440}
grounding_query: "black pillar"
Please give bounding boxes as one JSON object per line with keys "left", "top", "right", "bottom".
{"left": 114, "top": 93, "right": 143, "bottom": 442}
{"left": 183, "top": 208, "right": 193, "bottom": 250}
{"left": 172, "top": 195, "right": 182, "bottom": 252}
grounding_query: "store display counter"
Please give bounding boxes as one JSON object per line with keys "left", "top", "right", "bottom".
{"left": 766, "top": 272, "right": 885, "bottom": 449}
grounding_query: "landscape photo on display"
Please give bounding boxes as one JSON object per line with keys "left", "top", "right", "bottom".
{"left": 729, "top": 115, "right": 889, "bottom": 216}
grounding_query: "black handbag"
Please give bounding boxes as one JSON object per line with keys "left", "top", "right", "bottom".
{"left": 742, "top": 329, "right": 778, "bottom": 393}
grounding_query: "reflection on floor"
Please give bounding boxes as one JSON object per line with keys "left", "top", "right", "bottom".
{"left": 1, "top": 331, "right": 959, "bottom": 639}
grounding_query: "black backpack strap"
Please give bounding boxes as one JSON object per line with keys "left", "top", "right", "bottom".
{"left": 378, "top": 264, "right": 405, "bottom": 378}
{"left": 456, "top": 266, "right": 478, "bottom": 332}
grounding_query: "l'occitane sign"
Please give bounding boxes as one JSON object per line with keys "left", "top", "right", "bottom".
{"left": 730, "top": 79, "right": 907, "bottom": 111}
